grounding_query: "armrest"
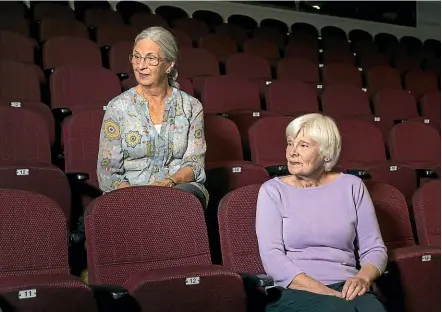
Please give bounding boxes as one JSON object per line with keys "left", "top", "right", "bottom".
{"left": 52, "top": 107, "right": 72, "bottom": 122}
{"left": 66, "top": 172, "right": 90, "bottom": 183}
{"left": 346, "top": 169, "right": 371, "bottom": 179}
{"left": 101, "top": 46, "right": 111, "bottom": 53}
{"left": 89, "top": 284, "right": 129, "bottom": 300}
{"left": 117, "top": 73, "right": 129, "bottom": 80}
{"left": 44, "top": 68, "right": 55, "bottom": 79}
{"left": 415, "top": 169, "right": 438, "bottom": 179}
{"left": 239, "top": 273, "right": 274, "bottom": 288}
{"left": 265, "top": 165, "right": 289, "bottom": 177}
{"left": 393, "top": 119, "right": 408, "bottom": 124}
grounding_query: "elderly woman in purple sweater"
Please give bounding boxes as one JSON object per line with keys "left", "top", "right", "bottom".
{"left": 256, "top": 113, "right": 388, "bottom": 312}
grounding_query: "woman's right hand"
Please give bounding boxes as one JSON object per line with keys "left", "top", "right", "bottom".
{"left": 117, "top": 182, "right": 131, "bottom": 189}
{"left": 289, "top": 273, "right": 343, "bottom": 298}
{"left": 323, "top": 287, "right": 344, "bottom": 298}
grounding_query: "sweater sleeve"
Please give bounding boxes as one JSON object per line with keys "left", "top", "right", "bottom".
{"left": 355, "top": 181, "right": 388, "bottom": 275}
{"left": 256, "top": 184, "right": 304, "bottom": 288}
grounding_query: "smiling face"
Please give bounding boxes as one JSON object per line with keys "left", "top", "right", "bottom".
{"left": 286, "top": 132, "right": 325, "bottom": 177}
{"left": 131, "top": 39, "right": 173, "bottom": 87}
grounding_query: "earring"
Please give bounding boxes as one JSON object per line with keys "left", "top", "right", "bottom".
{"left": 166, "top": 68, "right": 171, "bottom": 74}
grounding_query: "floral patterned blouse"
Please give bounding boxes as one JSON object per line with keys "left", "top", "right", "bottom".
{"left": 97, "top": 87, "right": 208, "bottom": 205}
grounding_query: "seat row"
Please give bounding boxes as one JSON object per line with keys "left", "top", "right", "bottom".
{"left": 0, "top": 57, "right": 440, "bottom": 115}
{"left": 0, "top": 106, "right": 440, "bottom": 225}
{"left": 0, "top": 179, "right": 440, "bottom": 312}
{"left": 1, "top": 1, "right": 439, "bottom": 58}
{"left": 2, "top": 27, "right": 440, "bottom": 81}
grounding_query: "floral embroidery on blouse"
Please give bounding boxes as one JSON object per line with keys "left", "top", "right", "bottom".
{"left": 97, "top": 87, "right": 208, "bottom": 205}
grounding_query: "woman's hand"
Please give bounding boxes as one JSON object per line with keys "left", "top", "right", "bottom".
{"left": 341, "top": 276, "right": 371, "bottom": 300}
{"left": 117, "top": 182, "right": 131, "bottom": 189}
{"left": 150, "top": 179, "right": 174, "bottom": 187}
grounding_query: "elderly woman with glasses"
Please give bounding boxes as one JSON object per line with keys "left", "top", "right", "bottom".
{"left": 256, "top": 113, "right": 388, "bottom": 312}
{"left": 97, "top": 26, "right": 208, "bottom": 208}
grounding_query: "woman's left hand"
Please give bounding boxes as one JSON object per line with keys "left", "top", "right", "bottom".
{"left": 341, "top": 276, "right": 371, "bottom": 300}
{"left": 150, "top": 179, "right": 174, "bottom": 187}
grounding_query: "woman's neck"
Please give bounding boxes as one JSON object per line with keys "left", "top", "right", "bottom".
{"left": 293, "top": 169, "right": 327, "bottom": 188}
{"left": 139, "top": 82, "right": 171, "bottom": 104}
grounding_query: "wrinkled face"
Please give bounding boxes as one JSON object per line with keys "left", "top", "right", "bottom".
{"left": 286, "top": 133, "right": 325, "bottom": 176}
{"left": 131, "top": 39, "right": 173, "bottom": 87}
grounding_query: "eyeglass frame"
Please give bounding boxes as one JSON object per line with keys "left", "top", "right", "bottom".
{"left": 128, "top": 53, "right": 165, "bottom": 66}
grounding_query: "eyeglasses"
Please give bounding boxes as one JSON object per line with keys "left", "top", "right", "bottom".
{"left": 129, "top": 54, "right": 163, "bottom": 66}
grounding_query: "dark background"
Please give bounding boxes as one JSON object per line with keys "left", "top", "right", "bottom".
{"left": 241, "top": 1, "right": 417, "bottom": 27}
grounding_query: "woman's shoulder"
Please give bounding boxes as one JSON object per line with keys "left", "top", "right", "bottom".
{"left": 174, "top": 88, "right": 202, "bottom": 106}
{"left": 259, "top": 177, "right": 287, "bottom": 196}
{"left": 106, "top": 88, "right": 136, "bottom": 111}
{"left": 337, "top": 173, "right": 364, "bottom": 187}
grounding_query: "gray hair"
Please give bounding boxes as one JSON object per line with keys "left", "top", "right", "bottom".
{"left": 134, "top": 26, "right": 180, "bottom": 89}
{"left": 285, "top": 113, "right": 341, "bottom": 172}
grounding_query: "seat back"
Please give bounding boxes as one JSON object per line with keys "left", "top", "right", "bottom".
{"left": 0, "top": 164, "right": 71, "bottom": 225}
{"left": 178, "top": 47, "right": 219, "bottom": 79}
{"left": 172, "top": 18, "right": 210, "bottom": 41}
{"left": 0, "top": 107, "right": 51, "bottom": 165}
{"left": 218, "top": 184, "right": 265, "bottom": 274}
{"left": 0, "top": 189, "right": 69, "bottom": 277}
{"left": 215, "top": 23, "right": 247, "bottom": 45}
{"left": 277, "top": 58, "right": 319, "bottom": 85}
{"left": 405, "top": 70, "right": 438, "bottom": 99}
{"left": 323, "top": 63, "right": 362, "bottom": 88}
{"left": 116, "top": 1, "right": 151, "bottom": 21}
{"left": 266, "top": 80, "right": 319, "bottom": 116}
{"left": 199, "top": 34, "right": 237, "bottom": 62}
{"left": 43, "top": 37, "right": 102, "bottom": 70}
{"left": 412, "top": 180, "right": 441, "bottom": 246}
{"left": 63, "top": 109, "right": 104, "bottom": 182}
{"left": 322, "top": 85, "right": 371, "bottom": 118}
{"left": 337, "top": 119, "right": 386, "bottom": 166}
{"left": 420, "top": 92, "right": 441, "bottom": 120}
{"left": 205, "top": 115, "right": 243, "bottom": 163}
{"left": 96, "top": 24, "right": 138, "bottom": 47}
{"left": 84, "top": 7, "right": 124, "bottom": 28}
{"left": 389, "top": 122, "right": 441, "bottom": 166}
{"left": 85, "top": 186, "right": 211, "bottom": 285}
{"left": 365, "top": 181, "right": 415, "bottom": 249}
{"left": 374, "top": 89, "right": 419, "bottom": 122}
{"left": 201, "top": 76, "right": 260, "bottom": 114}
{"left": 226, "top": 53, "right": 271, "bottom": 81}
{"left": 50, "top": 65, "right": 121, "bottom": 111}
{"left": 0, "top": 30, "right": 36, "bottom": 64}
{"left": 33, "top": 3, "right": 75, "bottom": 21}
{"left": 243, "top": 38, "right": 280, "bottom": 61}
{"left": 253, "top": 27, "right": 286, "bottom": 48}
{"left": 249, "top": 116, "right": 294, "bottom": 167}
{"left": 367, "top": 66, "right": 402, "bottom": 96}
{"left": 0, "top": 60, "right": 41, "bottom": 102}
{"left": 0, "top": 101, "right": 55, "bottom": 145}
{"left": 40, "top": 18, "right": 89, "bottom": 42}
{"left": 130, "top": 13, "right": 168, "bottom": 30}
{"left": 109, "top": 40, "right": 133, "bottom": 75}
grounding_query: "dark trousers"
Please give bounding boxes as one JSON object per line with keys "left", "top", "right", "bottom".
{"left": 265, "top": 282, "right": 387, "bottom": 312}
{"left": 174, "top": 183, "right": 207, "bottom": 209}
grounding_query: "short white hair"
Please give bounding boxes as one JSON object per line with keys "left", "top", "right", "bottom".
{"left": 134, "top": 26, "right": 180, "bottom": 89}
{"left": 285, "top": 113, "right": 341, "bottom": 172}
